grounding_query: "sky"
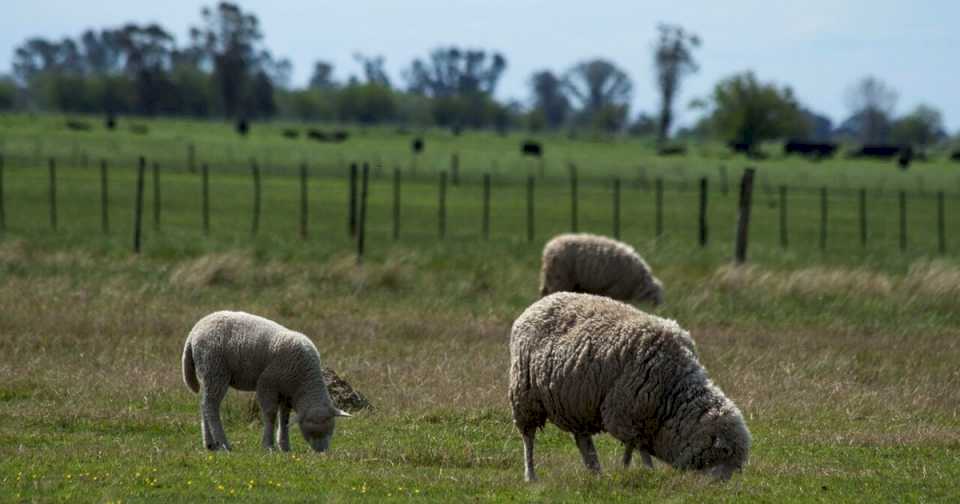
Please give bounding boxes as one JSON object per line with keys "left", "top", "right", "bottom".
{"left": 1, "top": 0, "right": 957, "bottom": 131}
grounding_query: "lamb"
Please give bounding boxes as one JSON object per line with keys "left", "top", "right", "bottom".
{"left": 509, "top": 292, "right": 750, "bottom": 481}
{"left": 181, "top": 310, "right": 351, "bottom": 452}
{"left": 539, "top": 233, "right": 663, "bottom": 305}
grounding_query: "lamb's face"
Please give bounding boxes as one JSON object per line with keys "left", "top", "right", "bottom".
{"left": 299, "top": 407, "right": 351, "bottom": 453}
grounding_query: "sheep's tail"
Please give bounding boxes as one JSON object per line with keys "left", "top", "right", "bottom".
{"left": 182, "top": 339, "right": 200, "bottom": 394}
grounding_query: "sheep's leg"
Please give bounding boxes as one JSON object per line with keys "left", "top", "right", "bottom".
{"left": 276, "top": 401, "right": 291, "bottom": 452}
{"left": 256, "top": 389, "right": 279, "bottom": 451}
{"left": 521, "top": 426, "right": 537, "bottom": 482}
{"left": 622, "top": 443, "right": 634, "bottom": 468}
{"left": 640, "top": 451, "right": 654, "bottom": 469}
{"left": 574, "top": 433, "right": 601, "bottom": 474}
{"left": 200, "top": 382, "right": 231, "bottom": 451}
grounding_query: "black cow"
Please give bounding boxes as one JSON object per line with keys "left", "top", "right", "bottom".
{"left": 65, "top": 120, "right": 92, "bottom": 131}
{"left": 727, "top": 141, "right": 751, "bottom": 154}
{"left": 332, "top": 130, "right": 350, "bottom": 142}
{"left": 950, "top": 151, "right": 960, "bottom": 162}
{"left": 521, "top": 141, "right": 543, "bottom": 157}
{"left": 307, "top": 129, "right": 329, "bottom": 142}
{"left": 105, "top": 114, "right": 116, "bottom": 130}
{"left": 235, "top": 118, "right": 249, "bottom": 136}
{"left": 281, "top": 129, "right": 300, "bottom": 139}
{"left": 852, "top": 144, "right": 903, "bottom": 159}
{"left": 657, "top": 145, "right": 687, "bottom": 156}
{"left": 412, "top": 137, "right": 424, "bottom": 154}
{"left": 784, "top": 140, "right": 838, "bottom": 159}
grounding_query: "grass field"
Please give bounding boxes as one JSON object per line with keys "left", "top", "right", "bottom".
{"left": 1, "top": 115, "right": 959, "bottom": 502}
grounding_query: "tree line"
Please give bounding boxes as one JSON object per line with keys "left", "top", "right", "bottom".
{"left": 0, "top": 2, "right": 951, "bottom": 149}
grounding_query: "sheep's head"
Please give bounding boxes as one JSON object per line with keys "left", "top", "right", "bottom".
{"left": 299, "top": 406, "right": 351, "bottom": 452}
{"left": 691, "top": 408, "right": 751, "bottom": 481}
{"left": 634, "top": 277, "right": 664, "bottom": 306}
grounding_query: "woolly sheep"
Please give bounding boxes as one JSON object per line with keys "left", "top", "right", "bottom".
{"left": 181, "top": 310, "right": 351, "bottom": 452}
{"left": 539, "top": 233, "right": 663, "bottom": 305}
{"left": 509, "top": 292, "right": 750, "bottom": 481}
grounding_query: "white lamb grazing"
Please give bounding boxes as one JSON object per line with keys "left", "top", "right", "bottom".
{"left": 509, "top": 292, "right": 750, "bottom": 481}
{"left": 539, "top": 233, "right": 664, "bottom": 305}
{"left": 181, "top": 310, "right": 351, "bottom": 452}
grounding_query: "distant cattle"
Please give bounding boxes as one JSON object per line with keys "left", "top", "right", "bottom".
{"left": 951, "top": 151, "right": 960, "bottom": 162}
{"left": 65, "top": 120, "right": 92, "bottom": 132}
{"left": 306, "top": 129, "right": 348, "bottom": 143}
{"left": 784, "top": 140, "right": 837, "bottom": 159}
{"left": 851, "top": 144, "right": 903, "bottom": 159}
{"left": 236, "top": 118, "right": 249, "bottom": 136}
{"left": 727, "top": 141, "right": 752, "bottom": 154}
{"left": 412, "top": 137, "right": 424, "bottom": 154}
{"left": 105, "top": 114, "right": 116, "bottom": 130}
{"left": 657, "top": 145, "right": 687, "bottom": 156}
{"left": 129, "top": 124, "right": 149, "bottom": 135}
{"left": 282, "top": 129, "right": 300, "bottom": 139}
{"left": 521, "top": 141, "right": 543, "bottom": 157}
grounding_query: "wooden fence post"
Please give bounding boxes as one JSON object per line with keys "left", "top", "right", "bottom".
{"left": 251, "top": 159, "right": 261, "bottom": 236}
{"left": 49, "top": 158, "right": 57, "bottom": 231}
{"left": 100, "top": 160, "right": 109, "bottom": 234}
{"left": 357, "top": 163, "right": 369, "bottom": 264}
{"left": 0, "top": 153, "right": 5, "bottom": 233}
{"left": 300, "top": 162, "right": 308, "bottom": 240}
{"left": 570, "top": 164, "right": 578, "bottom": 232}
{"left": 899, "top": 191, "right": 907, "bottom": 252}
{"left": 482, "top": 173, "right": 491, "bottom": 239}
{"left": 526, "top": 176, "right": 535, "bottom": 242}
{"left": 202, "top": 162, "right": 210, "bottom": 236}
{"left": 612, "top": 177, "right": 621, "bottom": 240}
{"left": 655, "top": 178, "right": 664, "bottom": 240}
{"left": 152, "top": 162, "right": 161, "bottom": 230}
{"left": 938, "top": 191, "right": 946, "bottom": 254}
{"left": 819, "top": 187, "right": 828, "bottom": 251}
{"left": 438, "top": 171, "right": 447, "bottom": 239}
{"left": 348, "top": 163, "right": 358, "bottom": 237}
{"left": 393, "top": 167, "right": 401, "bottom": 240}
{"left": 451, "top": 153, "right": 460, "bottom": 186}
{"left": 734, "top": 168, "right": 756, "bottom": 264}
{"left": 133, "top": 157, "right": 145, "bottom": 253}
{"left": 699, "top": 177, "right": 708, "bottom": 247}
{"left": 859, "top": 188, "right": 867, "bottom": 248}
{"left": 779, "top": 185, "right": 788, "bottom": 248}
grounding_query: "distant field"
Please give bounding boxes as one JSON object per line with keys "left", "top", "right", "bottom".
{"left": 1, "top": 114, "right": 959, "bottom": 501}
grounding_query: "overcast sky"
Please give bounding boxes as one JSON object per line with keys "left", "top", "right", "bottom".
{"left": 2, "top": 0, "right": 957, "bottom": 131}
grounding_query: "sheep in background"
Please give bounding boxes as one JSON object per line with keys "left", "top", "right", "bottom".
{"left": 182, "top": 311, "right": 351, "bottom": 452}
{"left": 509, "top": 292, "right": 750, "bottom": 481}
{"left": 539, "top": 233, "right": 663, "bottom": 305}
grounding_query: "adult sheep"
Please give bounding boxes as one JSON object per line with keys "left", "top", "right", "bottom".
{"left": 539, "top": 233, "right": 663, "bottom": 305}
{"left": 509, "top": 292, "right": 750, "bottom": 481}
{"left": 182, "top": 311, "right": 351, "bottom": 452}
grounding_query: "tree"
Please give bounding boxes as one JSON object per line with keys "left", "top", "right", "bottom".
{"left": 701, "top": 72, "right": 810, "bottom": 148}
{"left": 529, "top": 70, "right": 569, "bottom": 129}
{"left": 891, "top": 105, "right": 946, "bottom": 147}
{"left": 0, "top": 77, "right": 19, "bottom": 110}
{"left": 845, "top": 76, "right": 898, "bottom": 143}
{"left": 404, "top": 47, "right": 507, "bottom": 98}
{"left": 653, "top": 24, "right": 700, "bottom": 145}
{"left": 354, "top": 53, "right": 391, "bottom": 87}
{"left": 309, "top": 61, "right": 337, "bottom": 89}
{"left": 189, "top": 2, "right": 267, "bottom": 117}
{"left": 562, "top": 59, "right": 632, "bottom": 132}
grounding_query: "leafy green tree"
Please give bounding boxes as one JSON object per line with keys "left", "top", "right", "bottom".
{"left": 700, "top": 71, "right": 810, "bottom": 148}
{"left": 529, "top": 70, "right": 569, "bottom": 129}
{"left": 562, "top": 59, "right": 632, "bottom": 132}
{"left": 845, "top": 76, "right": 898, "bottom": 143}
{"left": 653, "top": 24, "right": 700, "bottom": 145}
{"left": 0, "top": 77, "right": 18, "bottom": 110}
{"left": 890, "top": 105, "right": 946, "bottom": 148}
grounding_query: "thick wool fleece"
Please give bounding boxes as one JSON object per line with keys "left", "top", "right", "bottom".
{"left": 182, "top": 311, "right": 349, "bottom": 452}
{"left": 509, "top": 292, "right": 750, "bottom": 481}
{"left": 539, "top": 233, "right": 663, "bottom": 304}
